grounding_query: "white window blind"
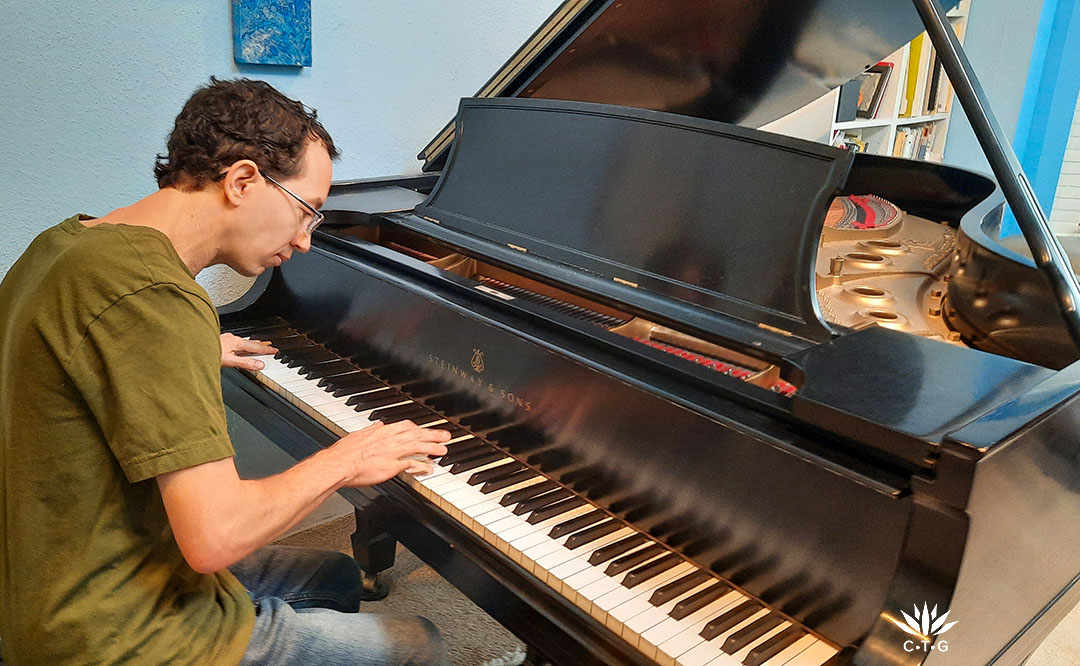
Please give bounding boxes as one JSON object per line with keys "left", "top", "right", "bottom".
{"left": 1050, "top": 89, "right": 1080, "bottom": 236}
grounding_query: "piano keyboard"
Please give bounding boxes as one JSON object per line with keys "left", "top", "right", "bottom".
{"left": 226, "top": 321, "right": 839, "bottom": 666}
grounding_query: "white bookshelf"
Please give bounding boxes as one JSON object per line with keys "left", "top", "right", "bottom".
{"left": 764, "top": 0, "right": 970, "bottom": 163}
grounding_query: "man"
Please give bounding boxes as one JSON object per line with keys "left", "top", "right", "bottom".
{"left": 0, "top": 78, "right": 451, "bottom": 665}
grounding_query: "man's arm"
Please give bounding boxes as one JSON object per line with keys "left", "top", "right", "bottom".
{"left": 157, "top": 420, "right": 449, "bottom": 574}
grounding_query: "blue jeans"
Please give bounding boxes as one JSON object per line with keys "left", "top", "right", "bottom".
{"left": 231, "top": 545, "right": 450, "bottom": 666}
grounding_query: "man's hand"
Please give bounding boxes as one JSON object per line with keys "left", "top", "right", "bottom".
{"left": 158, "top": 420, "right": 450, "bottom": 573}
{"left": 331, "top": 420, "right": 451, "bottom": 486}
{"left": 220, "top": 332, "right": 277, "bottom": 371}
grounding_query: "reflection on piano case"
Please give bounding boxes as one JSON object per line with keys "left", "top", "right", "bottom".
{"left": 220, "top": 2, "right": 1080, "bottom": 665}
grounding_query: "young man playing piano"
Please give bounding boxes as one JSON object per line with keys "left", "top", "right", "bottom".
{"left": 0, "top": 78, "right": 451, "bottom": 665}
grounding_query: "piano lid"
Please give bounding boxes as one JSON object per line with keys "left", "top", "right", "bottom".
{"left": 420, "top": 0, "right": 956, "bottom": 171}
{"left": 412, "top": 97, "right": 853, "bottom": 346}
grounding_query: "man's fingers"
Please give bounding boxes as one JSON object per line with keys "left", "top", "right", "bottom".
{"left": 234, "top": 339, "right": 278, "bottom": 355}
{"left": 379, "top": 420, "right": 452, "bottom": 441}
{"left": 392, "top": 439, "right": 449, "bottom": 459}
{"left": 403, "top": 460, "right": 435, "bottom": 476}
{"left": 245, "top": 340, "right": 278, "bottom": 354}
{"left": 223, "top": 354, "right": 267, "bottom": 371}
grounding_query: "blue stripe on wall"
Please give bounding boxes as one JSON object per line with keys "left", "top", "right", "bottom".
{"left": 1003, "top": 0, "right": 1080, "bottom": 236}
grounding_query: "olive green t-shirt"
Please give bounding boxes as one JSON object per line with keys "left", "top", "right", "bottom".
{"left": 0, "top": 216, "right": 254, "bottom": 664}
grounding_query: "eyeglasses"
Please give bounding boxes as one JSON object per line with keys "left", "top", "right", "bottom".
{"left": 263, "top": 172, "right": 325, "bottom": 235}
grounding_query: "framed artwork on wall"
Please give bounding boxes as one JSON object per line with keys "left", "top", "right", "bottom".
{"left": 855, "top": 62, "right": 893, "bottom": 119}
{"left": 232, "top": 0, "right": 312, "bottom": 67}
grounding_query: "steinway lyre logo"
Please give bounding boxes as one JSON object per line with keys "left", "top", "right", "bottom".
{"left": 470, "top": 348, "right": 485, "bottom": 374}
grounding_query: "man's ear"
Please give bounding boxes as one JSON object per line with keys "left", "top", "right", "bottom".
{"left": 221, "top": 160, "right": 260, "bottom": 207}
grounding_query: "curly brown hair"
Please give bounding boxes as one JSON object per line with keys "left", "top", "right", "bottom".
{"left": 154, "top": 77, "right": 340, "bottom": 190}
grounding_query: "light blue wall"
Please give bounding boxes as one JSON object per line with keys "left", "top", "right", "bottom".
{"left": 0, "top": 1, "right": 561, "bottom": 277}
{"left": 943, "top": 0, "right": 1044, "bottom": 175}
{"left": 1007, "top": 0, "right": 1080, "bottom": 234}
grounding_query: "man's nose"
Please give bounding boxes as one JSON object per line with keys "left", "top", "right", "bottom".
{"left": 292, "top": 231, "right": 311, "bottom": 253}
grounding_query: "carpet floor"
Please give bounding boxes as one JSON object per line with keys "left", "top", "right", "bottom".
{"left": 280, "top": 516, "right": 1080, "bottom": 666}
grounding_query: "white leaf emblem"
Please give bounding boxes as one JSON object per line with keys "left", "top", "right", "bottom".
{"left": 899, "top": 603, "right": 958, "bottom": 637}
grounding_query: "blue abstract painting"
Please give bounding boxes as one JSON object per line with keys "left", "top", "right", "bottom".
{"left": 232, "top": 0, "right": 312, "bottom": 67}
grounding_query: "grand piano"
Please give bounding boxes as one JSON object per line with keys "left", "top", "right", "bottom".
{"left": 219, "top": 1, "right": 1080, "bottom": 664}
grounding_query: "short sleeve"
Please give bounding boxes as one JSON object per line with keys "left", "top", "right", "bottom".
{"left": 66, "top": 283, "right": 234, "bottom": 482}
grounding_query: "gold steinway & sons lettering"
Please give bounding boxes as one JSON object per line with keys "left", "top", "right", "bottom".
{"left": 428, "top": 353, "right": 532, "bottom": 411}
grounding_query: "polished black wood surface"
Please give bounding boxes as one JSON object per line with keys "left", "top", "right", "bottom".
{"left": 418, "top": 98, "right": 851, "bottom": 345}
{"left": 222, "top": 170, "right": 1080, "bottom": 666}
{"left": 220, "top": 67, "right": 1080, "bottom": 666}
{"left": 223, "top": 230, "right": 912, "bottom": 648}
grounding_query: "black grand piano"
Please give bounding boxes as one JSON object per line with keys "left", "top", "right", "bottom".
{"left": 219, "top": 1, "right": 1080, "bottom": 664}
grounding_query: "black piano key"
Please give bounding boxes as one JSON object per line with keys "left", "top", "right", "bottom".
{"left": 670, "top": 582, "right": 731, "bottom": 621}
{"left": 513, "top": 488, "right": 574, "bottom": 516}
{"left": 486, "top": 424, "right": 546, "bottom": 454}
{"left": 468, "top": 461, "right": 525, "bottom": 486}
{"left": 349, "top": 356, "right": 389, "bottom": 372}
{"left": 264, "top": 336, "right": 311, "bottom": 351}
{"left": 480, "top": 469, "right": 539, "bottom": 494}
{"left": 604, "top": 543, "right": 665, "bottom": 577}
{"left": 526, "top": 496, "right": 586, "bottom": 524}
{"left": 743, "top": 626, "right": 805, "bottom": 666}
{"left": 499, "top": 480, "right": 558, "bottom": 506}
{"left": 623, "top": 552, "right": 682, "bottom": 588}
{"left": 279, "top": 346, "right": 334, "bottom": 361}
{"left": 721, "top": 611, "right": 784, "bottom": 654}
{"left": 224, "top": 320, "right": 290, "bottom": 336}
{"left": 231, "top": 325, "right": 293, "bottom": 341}
{"left": 438, "top": 442, "right": 489, "bottom": 466}
{"left": 587, "top": 534, "right": 650, "bottom": 566}
{"left": 459, "top": 411, "right": 504, "bottom": 432}
{"left": 429, "top": 424, "right": 467, "bottom": 439}
{"left": 295, "top": 358, "right": 347, "bottom": 376}
{"left": 397, "top": 379, "right": 445, "bottom": 399}
{"left": 317, "top": 371, "right": 366, "bottom": 388}
{"left": 565, "top": 519, "right": 622, "bottom": 550}
{"left": 700, "top": 600, "right": 762, "bottom": 641}
{"left": 426, "top": 395, "right": 485, "bottom": 418}
{"left": 369, "top": 403, "right": 432, "bottom": 424}
{"left": 284, "top": 352, "right": 338, "bottom": 368}
{"left": 366, "top": 365, "right": 415, "bottom": 385}
{"left": 650, "top": 570, "right": 712, "bottom": 606}
{"left": 560, "top": 464, "right": 603, "bottom": 488}
{"left": 332, "top": 382, "right": 388, "bottom": 398}
{"left": 346, "top": 391, "right": 409, "bottom": 411}
{"left": 449, "top": 452, "right": 507, "bottom": 474}
{"left": 412, "top": 413, "right": 447, "bottom": 427}
{"left": 301, "top": 360, "right": 355, "bottom": 379}
{"left": 548, "top": 509, "right": 606, "bottom": 539}
{"left": 322, "top": 370, "right": 379, "bottom": 386}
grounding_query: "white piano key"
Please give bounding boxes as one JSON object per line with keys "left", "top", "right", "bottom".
{"left": 781, "top": 638, "right": 837, "bottom": 665}
{"left": 608, "top": 562, "right": 697, "bottom": 624}
{"left": 563, "top": 564, "right": 607, "bottom": 593}
{"left": 653, "top": 592, "right": 748, "bottom": 663}
{"left": 674, "top": 608, "right": 770, "bottom": 666}
{"left": 728, "top": 621, "right": 792, "bottom": 664}
{"left": 510, "top": 530, "right": 551, "bottom": 552}
{"left": 244, "top": 335, "right": 827, "bottom": 665}
{"left": 579, "top": 573, "right": 623, "bottom": 603}
{"left": 624, "top": 579, "right": 714, "bottom": 636}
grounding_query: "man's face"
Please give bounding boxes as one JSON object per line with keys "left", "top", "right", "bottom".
{"left": 233, "top": 140, "right": 333, "bottom": 276}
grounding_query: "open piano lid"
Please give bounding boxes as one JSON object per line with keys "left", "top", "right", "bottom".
{"left": 419, "top": 0, "right": 954, "bottom": 171}
{"left": 411, "top": 97, "right": 853, "bottom": 347}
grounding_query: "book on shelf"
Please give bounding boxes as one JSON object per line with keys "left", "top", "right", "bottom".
{"left": 834, "top": 130, "right": 868, "bottom": 153}
{"left": 892, "top": 124, "right": 938, "bottom": 159}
